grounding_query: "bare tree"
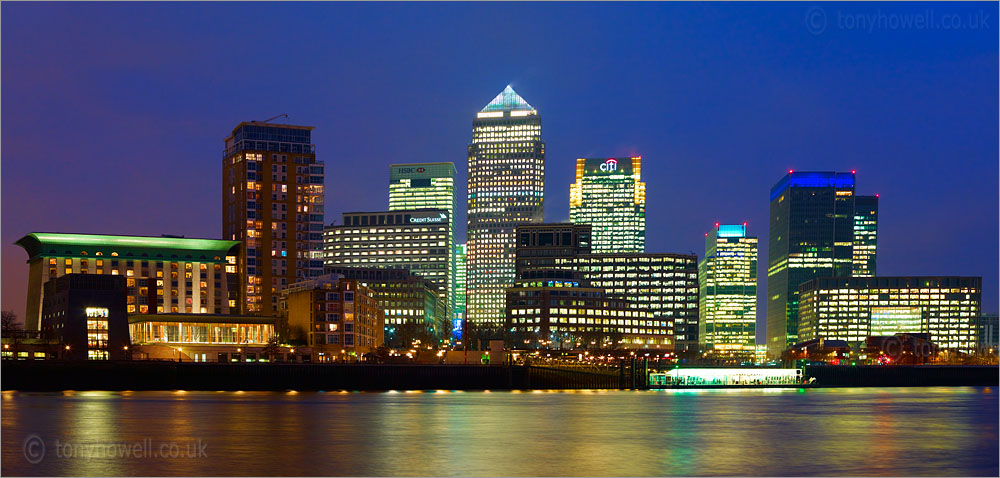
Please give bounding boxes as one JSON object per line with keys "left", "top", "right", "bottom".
{"left": 1, "top": 310, "right": 20, "bottom": 337}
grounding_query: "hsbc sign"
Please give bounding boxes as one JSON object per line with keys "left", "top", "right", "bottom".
{"left": 396, "top": 167, "right": 426, "bottom": 174}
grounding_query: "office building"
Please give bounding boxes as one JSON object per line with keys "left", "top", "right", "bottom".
{"left": 222, "top": 121, "right": 325, "bottom": 314}
{"left": 454, "top": 243, "right": 467, "bottom": 341}
{"left": 40, "top": 274, "right": 130, "bottom": 360}
{"left": 766, "top": 171, "right": 879, "bottom": 356}
{"left": 324, "top": 266, "right": 447, "bottom": 345}
{"left": 280, "top": 274, "right": 384, "bottom": 359}
{"left": 506, "top": 275, "right": 660, "bottom": 349}
{"left": 569, "top": 157, "right": 646, "bottom": 253}
{"left": 797, "top": 276, "right": 980, "bottom": 353}
{"left": 15, "top": 233, "right": 242, "bottom": 330}
{"left": 513, "top": 224, "right": 699, "bottom": 351}
{"left": 515, "top": 223, "right": 592, "bottom": 279}
{"left": 577, "top": 253, "right": 700, "bottom": 351}
{"left": 467, "top": 85, "right": 545, "bottom": 327}
{"left": 389, "top": 162, "right": 458, "bottom": 318}
{"left": 699, "top": 224, "right": 758, "bottom": 355}
{"left": 852, "top": 195, "right": 879, "bottom": 277}
{"left": 128, "top": 313, "right": 281, "bottom": 362}
{"left": 977, "top": 313, "right": 998, "bottom": 352}
{"left": 323, "top": 209, "right": 450, "bottom": 307}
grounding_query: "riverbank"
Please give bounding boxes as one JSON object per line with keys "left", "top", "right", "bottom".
{"left": 1, "top": 361, "right": 996, "bottom": 391}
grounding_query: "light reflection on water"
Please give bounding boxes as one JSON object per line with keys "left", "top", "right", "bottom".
{"left": 2, "top": 387, "right": 996, "bottom": 476}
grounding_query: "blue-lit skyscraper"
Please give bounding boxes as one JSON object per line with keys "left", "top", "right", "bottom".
{"left": 766, "top": 171, "right": 878, "bottom": 357}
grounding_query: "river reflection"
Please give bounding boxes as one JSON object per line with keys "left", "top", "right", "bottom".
{"left": 2, "top": 387, "right": 997, "bottom": 476}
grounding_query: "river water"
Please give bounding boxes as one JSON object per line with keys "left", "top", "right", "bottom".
{"left": 2, "top": 387, "right": 997, "bottom": 476}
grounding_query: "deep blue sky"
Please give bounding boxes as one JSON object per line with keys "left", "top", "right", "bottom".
{"left": 3, "top": 2, "right": 997, "bottom": 339}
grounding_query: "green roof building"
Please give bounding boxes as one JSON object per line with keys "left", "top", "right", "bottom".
{"left": 15, "top": 232, "right": 241, "bottom": 331}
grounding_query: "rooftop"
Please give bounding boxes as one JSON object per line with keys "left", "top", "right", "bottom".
{"left": 481, "top": 85, "right": 535, "bottom": 112}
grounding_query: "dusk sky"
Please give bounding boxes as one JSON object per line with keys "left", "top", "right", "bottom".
{"left": 2, "top": 2, "right": 997, "bottom": 337}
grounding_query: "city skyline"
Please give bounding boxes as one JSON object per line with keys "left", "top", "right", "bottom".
{"left": 2, "top": 2, "right": 997, "bottom": 343}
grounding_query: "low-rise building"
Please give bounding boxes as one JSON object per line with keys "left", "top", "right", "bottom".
{"left": 797, "top": 276, "right": 981, "bottom": 353}
{"left": 15, "top": 232, "right": 242, "bottom": 330}
{"left": 40, "top": 274, "right": 131, "bottom": 360}
{"left": 280, "top": 274, "right": 384, "bottom": 360}
{"left": 505, "top": 275, "right": 662, "bottom": 349}
{"left": 324, "top": 266, "right": 447, "bottom": 345}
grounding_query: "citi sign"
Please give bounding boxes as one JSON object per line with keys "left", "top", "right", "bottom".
{"left": 600, "top": 158, "right": 618, "bottom": 172}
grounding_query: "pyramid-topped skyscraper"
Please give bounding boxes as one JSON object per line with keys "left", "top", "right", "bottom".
{"left": 466, "top": 86, "right": 545, "bottom": 331}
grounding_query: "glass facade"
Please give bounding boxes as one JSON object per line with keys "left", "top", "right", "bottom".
{"left": 389, "top": 162, "right": 458, "bottom": 318}
{"left": 323, "top": 210, "right": 451, "bottom": 307}
{"left": 766, "top": 171, "right": 878, "bottom": 356}
{"left": 454, "top": 243, "right": 467, "bottom": 322}
{"left": 569, "top": 157, "right": 645, "bottom": 253}
{"left": 852, "top": 195, "right": 879, "bottom": 277}
{"left": 797, "top": 276, "right": 980, "bottom": 353}
{"left": 467, "top": 86, "right": 545, "bottom": 327}
{"left": 505, "top": 279, "right": 661, "bottom": 349}
{"left": 223, "top": 122, "right": 325, "bottom": 314}
{"left": 129, "top": 317, "right": 275, "bottom": 344}
{"left": 698, "top": 224, "right": 758, "bottom": 354}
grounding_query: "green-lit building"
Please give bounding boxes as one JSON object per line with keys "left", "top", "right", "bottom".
{"left": 766, "top": 171, "right": 879, "bottom": 357}
{"left": 389, "top": 162, "right": 458, "bottom": 317}
{"left": 798, "top": 276, "right": 980, "bottom": 353}
{"left": 15, "top": 233, "right": 242, "bottom": 331}
{"left": 569, "top": 157, "right": 645, "bottom": 253}
{"left": 698, "top": 224, "right": 758, "bottom": 355}
{"left": 454, "top": 243, "right": 467, "bottom": 326}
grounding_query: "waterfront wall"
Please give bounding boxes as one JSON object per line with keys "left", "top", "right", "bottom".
{"left": 2, "top": 361, "right": 996, "bottom": 391}
{"left": 804, "top": 365, "right": 999, "bottom": 387}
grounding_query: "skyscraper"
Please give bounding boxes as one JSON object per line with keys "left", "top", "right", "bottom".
{"left": 388, "top": 162, "right": 457, "bottom": 318}
{"left": 569, "top": 157, "right": 646, "bottom": 253}
{"left": 698, "top": 224, "right": 758, "bottom": 355}
{"left": 766, "top": 170, "right": 878, "bottom": 356}
{"left": 852, "top": 194, "right": 879, "bottom": 277}
{"left": 454, "top": 243, "right": 467, "bottom": 339}
{"left": 466, "top": 85, "right": 545, "bottom": 327}
{"left": 223, "top": 121, "right": 326, "bottom": 314}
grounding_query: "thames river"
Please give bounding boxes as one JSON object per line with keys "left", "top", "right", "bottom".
{"left": 2, "top": 387, "right": 997, "bottom": 476}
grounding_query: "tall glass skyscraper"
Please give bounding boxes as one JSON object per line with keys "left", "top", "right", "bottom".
{"left": 852, "top": 194, "right": 879, "bottom": 277}
{"left": 766, "top": 171, "right": 879, "bottom": 356}
{"left": 389, "top": 162, "right": 458, "bottom": 317}
{"left": 699, "top": 224, "right": 758, "bottom": 355}
{"left": 569, "top": 157, "right": 646, "bottom": 253}
{"left": 467, "top": 85, "right": 545, "bottom": 327}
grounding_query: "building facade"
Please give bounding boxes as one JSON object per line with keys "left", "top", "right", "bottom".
{"left": 454, "top": 243, "right": 467, "bottom": 341}
{"left": 323, "top": 209, "right": 450, "bottom": 309}
{"left": 797, "top": 276, "right": 980, "bottom": 353}
{"left": 280, "top": 275, "right": 384, "bottom": 358}
{"left": 766, "top": 171, "right": 879, "bottom": 356}
{"left": 569, "top": 157, "right": 645, "bottom": 253}
{"left": 698, "top": 224, "right": 758, "bottom": 355}
{"left": 514, "top": 223, "right": 592, "bottom": 280}
{"left": 15, "top": 233, "right": 241, "bottom": 331}
{"left": 512, "top": 223, "right": 698, "bottom": 351}
{"left": 505, "top": 277, "right": 660, "bottom": 350}
{"left": 323, "top": 266, "right": 447, "bottom": 345}
{"left": 40, "top": 274, "right": 131, "bottom": 360}
{"left": 852, "top": 194, "right": 879, "bottom": 277}
{"left": 222, "top": 121, "right": 325, "bottom": 314}
{"left": 577, "top": 253, "right": 699, "bottom": 351}
{"left": 977, "top": 313, "right": 999, "bottom": 353}
{"left": 467, "top": 85, "right": 545, "bottom": 327}
{"left": 389, "top": 162, "right": 458, "bottom": 319}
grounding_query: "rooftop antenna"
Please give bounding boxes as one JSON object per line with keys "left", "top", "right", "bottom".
{"left": 259, "top": 113, "right": 289, "bottom": 123}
